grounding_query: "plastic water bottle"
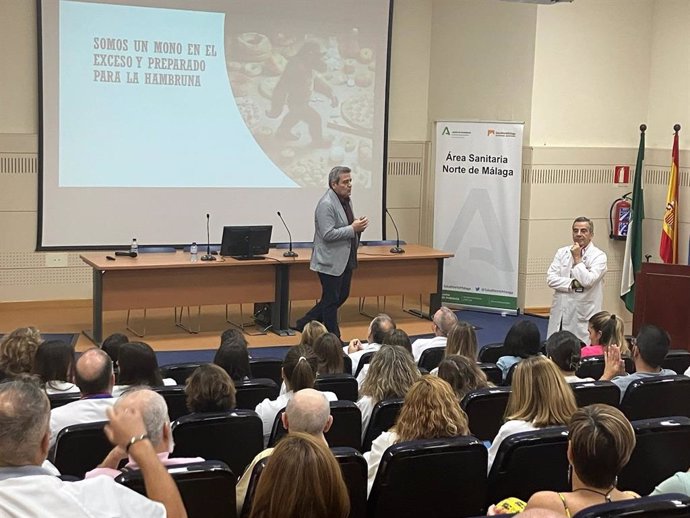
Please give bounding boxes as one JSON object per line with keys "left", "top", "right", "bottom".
{"left": 130, "top": 238, "right": 138, "bottom": 255}
{"left": 190, "top": 242, "right": 198, "bottom": 262}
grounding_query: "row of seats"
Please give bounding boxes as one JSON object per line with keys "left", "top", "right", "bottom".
{"left": 463, "top": 376, "right": 690, "bottom": 441}
{"left": 109, "top": 415, "right": 690, "bottom": 518}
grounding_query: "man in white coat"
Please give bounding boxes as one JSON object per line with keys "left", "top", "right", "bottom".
{"left": 546, "top": 217, "right": 607, "bottom": 344}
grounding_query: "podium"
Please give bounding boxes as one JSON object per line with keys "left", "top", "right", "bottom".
{"left": 634, "top": 263, "right": 690, "bottom": 351}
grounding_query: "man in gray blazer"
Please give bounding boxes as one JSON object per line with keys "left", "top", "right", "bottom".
{"left": 294, "top": 166, "right": 369, "bottom": 338}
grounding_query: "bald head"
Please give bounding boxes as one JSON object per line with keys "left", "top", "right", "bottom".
{"left": 283, "top": 388, "right": 332, "bottom": 437}
{"left": 75, "top": 347, "right": 113, "bottom": 395}
{"left": 368, "top": 314, "right": 395, "bottom": 344}
{"left": 433, "top": 307, "right": 458, "bottom": 337}
{"left": 116, "top": 388, "right": 170, "bottom": 450}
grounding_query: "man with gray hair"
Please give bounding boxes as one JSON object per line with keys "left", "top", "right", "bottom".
{"left": 546, "top": 216, "right": 607, "bottom": 343}
{"left": 85, "top": 387, "right": 203, "bottom": 479}
{"left": 236, "top": 388, "right": 332, "bottom": 513}
{"left": 0, "top": 378, "right": 187, "bottom": 518}
{"left": 294, "top": 165, "right": 369, "bottom": 339}
{"left": 411, "top": 306, "right": 458, "bottom": 362}
{"left": 346, "top": 313, "right": 396, "bottom": 381}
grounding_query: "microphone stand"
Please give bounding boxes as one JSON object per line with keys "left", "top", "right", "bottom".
{"left": 277, "top": 211, "right": 298, "bottom": 257}
{"left": 201, "top": 213, "right": 216, "bottom": 261}
{"left": 386, "top": 208, "right": 405, "bottom": 254}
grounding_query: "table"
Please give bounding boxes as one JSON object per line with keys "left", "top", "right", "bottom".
{"left": 80, "top": 244, "right": 452, "bottom": 343}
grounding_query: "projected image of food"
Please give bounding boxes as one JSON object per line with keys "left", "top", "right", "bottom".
{"left": 224, "top": 28, "right": 375, "bottom": 188}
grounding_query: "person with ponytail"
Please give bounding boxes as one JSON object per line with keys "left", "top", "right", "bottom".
{"left": 582, "top": 312, "right": 628, "bottom": 358}
{"left": 255, "top": 345, "right": 338, "bottom": 443}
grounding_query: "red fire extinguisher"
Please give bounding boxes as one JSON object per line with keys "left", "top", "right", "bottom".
{"left": 609, "top": 193, "right": 631, "bottom": 240}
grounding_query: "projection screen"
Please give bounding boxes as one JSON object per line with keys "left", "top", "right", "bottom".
{"left": 38, "top": 0, "right": 392, "bottom": 249}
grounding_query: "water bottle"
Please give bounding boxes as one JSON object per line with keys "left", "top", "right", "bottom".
{"left": 190, "top": 242, "right": 198, "bottom": 262}
{"left": 130, "top": 238, "right": 138, "bottom": 255}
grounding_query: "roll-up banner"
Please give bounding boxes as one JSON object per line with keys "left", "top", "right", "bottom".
{"left": 434, "top": 121, "right": 523, "bottom": 312}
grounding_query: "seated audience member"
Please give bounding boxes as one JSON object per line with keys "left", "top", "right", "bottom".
{"left": 300, "top": 320, "right": 328, "bottom": 348}
{"left": 113, "top": 342, "right": 175, "bottom": 396}
{"left": 313, "top": 333, "right": 345, "bottom": 374}
{"left": 411, "top": 307, "right": 458, "bottom": 362}
{"left": 32, "top": 340, "right": 78, "bottom": 394}
{"left": 0, "top": 377, "right": 187, "bottom": 518}
{"left": 0, "top": 326, "right": 42, "bottom": 380}
{"left": 488, "top": 355, "right": 577, "bottom": 472}
{"left": 345, "top": 314, "right": 396, "bottom": 376}
{"left": 249, "top": 432, "right": 349, "bottom": 518}
{"left": 255, "top": 346, "right": 337, "bottom": 442}
{"left": 446, "top": 321, "right": 479, "bottom": 360}
{"left": 601, "top": 324, "right": 676, "bottom": 402}
{"left": 184, "top": 364, "right": 236, "bottom": 413}
{"left": 101, "top": 332, "right": 129, "bottom": 368}
{"left": 236, "top": 388, "right": 333, "bottom": 515}
{"left": 496, "top": 320, "right": 542, "bottom": 381}
{"left": 582, "top": 311, "right": 628, "bottom": 358}
{"left": 357, "top": 345, "right": 420, "bottom": 439}
{"left": 545, "top": 331, "right": 593, "bottom": 383}
{"left": 86, "top": 387, "right": 203, "bottom": 479}
{"left": 518, "top": 404, "right": 638, "bottom": 515}
{"left": 364, "top": 376, "right": 470, "bottom": 494}
{"left": 652, "top": 466, "right": 690, "bottom": 497}
{"left": 49, "top": 347, "right": 117, "bottom": 448}
{"left": 214, "top": 331, "right": 252, "bottom": 381}
{"left": 355, "top": 327, "right": 410, "bottom": 386}
{"left": 437, "top": 354, "right": 491, "bottom": 402}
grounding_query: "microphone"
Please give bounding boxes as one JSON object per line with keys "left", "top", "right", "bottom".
{"left": 114, "top": 251, "right": 138, "bottom": 257}
{"left": 277, "top": 211, "right": 298, "bottom": 257}
{"left": 385, "top": 208, "right": 405, "bottom": 254}
{"left": 201, "top": 213, "right": 216, "bottom": 261}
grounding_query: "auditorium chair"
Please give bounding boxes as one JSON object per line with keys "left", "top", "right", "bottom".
{"left": 487, "top": 426, "right": 570, "bottom": 506}
{"left": 116, "top": 460, "right": 237, "bottom": 518}
{"left": 354, "top": 350, "right": 376, "bottom": 378}
{"left": 314, "top": 373, "right": 358, "bottom": 402}
{"left": 461, "top": 386, "right": 511, "bottom": 442}
{"left": 576, "top": 355, "right": 635, "bottom": 380}
{"left": 51, "top": 420, "right": 112, "bottom": 479}
{"left": 662, "top": 349, "right": 690, "bottom": 375}
{"left": 171, "top": 409, "right": 263, "bottom": 476}
{"left": 571, "top": 493, "right": 690, "bottom": 518}
{"left": 504, "top": 362, "right": 518, "bottom": 386}
{"left": 268, "top": 401, "right": 362, "bottom": 450}
{"left": 248, "top": 357, "right": 283, "bottom": 386}
{"left": 367, "top": 436, "right": 488, "bottom": 518}
{"left": 48, "top": 391, "right": 81, "bottom": 409}
{"left": 619, "top": 416, "right": 690, "bottom": 495}
{"left": 159, "top": 362, "right": 205, "bottom": 385}
{"left": 361, "top": 398, "right": 404, "bottom": 452}
{"left": 332, "top": 447, "right": 367, "bottom": 518}
{"left": 418, "top": 346, "right": 446, "bottom": 371}
{"left": 477, "top": 362, "right": 503, "bottom": 385}
{"left": 478, "top": 342, "right": 508, "bottom": 364}
{"left": 234, "top": 378, "right": 279, "bottom": 409}
{"left": 154, "top": 385, "right": 189, "bottom": 421}
{"left": 570, "top": 380, "right": 620, "bottom": 408}
{"left": 239, "top": 456, "right": 268, "bottom": 518}
{"left": 620, "top": 375, "right": 690, "bottom": 421}
{"left": 343, "top": 354, "right": 353, "bottom": 375}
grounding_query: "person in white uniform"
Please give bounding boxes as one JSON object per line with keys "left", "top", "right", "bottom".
{"left": 547, "top": 217, "right": 607, "bottom": 344}
{"left": 0, "top": 377, "right": 187, "bottom": 518}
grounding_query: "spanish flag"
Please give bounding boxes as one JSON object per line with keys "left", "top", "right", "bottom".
{"left": 660, "top": 126, "right": 680, "bottom": 264}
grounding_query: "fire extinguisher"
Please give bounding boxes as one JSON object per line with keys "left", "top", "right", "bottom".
{"left": 609, "top": 193, "right": 631, "bottom": 240}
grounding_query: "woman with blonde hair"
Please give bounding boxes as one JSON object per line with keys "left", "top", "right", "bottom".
{"left": 487, "top": 355, "right": 577, "bottom": 472}
{"left": 445, "top": 322, "right": 478, "bottom": 360}
{"left": 521, "top": 404, "right": 638, "bottom": 516}
{"left": 583, "top": 311, "right": 628, "bottom": 357}
{"left": 0, "top": 326, "right": 42, "bottom": 380}
{"left": 300, "top": 320, "right": 328, "bottom": 348}
{"left": 437, "top": 354, "right": 491, "bottom": 401}
{"left": 357, "top": 345, "right": 420, "bottom": 438}
{"left": 364, "top": 376, "right": 470, "bottom": 494}
{"left": 249, "top": 432, "right": 350, "bottom": 518}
